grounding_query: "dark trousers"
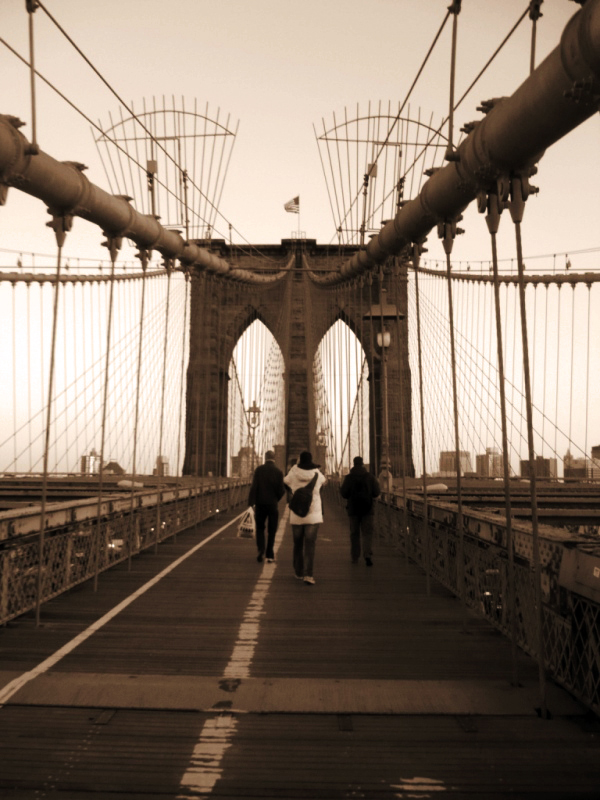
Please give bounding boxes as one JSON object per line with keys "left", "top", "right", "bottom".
{"left": 255, "top": 503, "right": 279, "bottom": 559}
{"left": 292, "top": 523, "right": 319, "bottom": 577}
{"left": 349, "top": 514, "right": 374, "bottom": 561}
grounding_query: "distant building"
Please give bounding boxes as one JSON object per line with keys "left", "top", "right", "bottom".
{"left": 591, "top": 446, "right": 600, "bottom": 482}
{"left": 520, "top": 456, "right": 557, "bottom": 480}
{"left": 80, "top": 449, "right": 101, "bottom": 474}
{"left": 439, "top": 450, "right": 472, "bottom": 476}
{"left": 476, "top": 448, "right": 504, "bottom": 478}
{"left": 153, "top": 455, "right": 169, "bottom": 477}
{"left": 103, "top": 460, "right": 125, "bottom": 475}
{"left": 231, "top": 446, "right": 258, "bottom": 478}
{"left": 564, "top": 449, "right": 587, "bottom": 480}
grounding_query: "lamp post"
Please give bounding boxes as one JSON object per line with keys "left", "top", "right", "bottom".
{"left": 376, "top": 327, "right": 393, "bottom": 492}
{"left": 364, "top": 289, "right": 404, "bottom": 492}
{"left": 247, "top": 400, "right": 261, "bottom": 477}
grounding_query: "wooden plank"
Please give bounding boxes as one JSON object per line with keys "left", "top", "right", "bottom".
{"left": 0, "top": 498, "right": 599, "bottom": 797}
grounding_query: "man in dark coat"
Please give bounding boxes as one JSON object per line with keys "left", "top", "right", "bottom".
{"left": 248, "top": 450, "right": 285, "bottom": 563}
{"left": 340, "top": 455, "right": 380, "bottom": 566}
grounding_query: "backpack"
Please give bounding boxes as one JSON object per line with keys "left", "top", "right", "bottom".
{"left": 289, "top": 473, "right": 319, "bottom": 517}
{"left": 353, "top": 476, "right": 372, "bottom": 516}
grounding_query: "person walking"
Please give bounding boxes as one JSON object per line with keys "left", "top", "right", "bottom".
{"left": 340, "top": 456, "right": 380, "bottom": 566}
{"left": 284, "top": 451, "right": 327, "bottom": 585}
{"left": 248, "top": 450, "right": 285, "bottom": 563}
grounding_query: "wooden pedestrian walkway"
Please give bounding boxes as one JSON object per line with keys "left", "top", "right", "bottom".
{"left": 1, "top": 491, "right": 599, "bottom": 799}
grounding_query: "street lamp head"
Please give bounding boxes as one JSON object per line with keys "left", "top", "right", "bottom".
{"left": 247, "top": 400, "right": 261, "bottom": 429}
{"left": 377, "top": 330, "right": 391, "bottom": 349}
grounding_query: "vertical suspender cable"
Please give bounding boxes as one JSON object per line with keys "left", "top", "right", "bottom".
{"left": 155, "top": 265, "right": 172, "bottom": 552}
{"left": 568, "top": 285, "right": 576, "bottom": 453}
{"left": 201, "top": 276, "right": 210, "bottom": 478}
{"left": 510, "top": 182, "right": 547, "bottom": 717}
{"left": 378, "top": 267, "right": 391, "bottom": 490}
{"left": 584, "top": 284, "right": 591, "bottom": 471}
{"left": 128, "top": 254, "right": 149, "bottom": 569}
{"left": 93, "top": 237, "right": 119, "bottom": 593}
{"left": 554, "top": 287, "right": 562, "bottom": 458}
{"left": 174, "top": 270, "right": 190, "bottom": 535}
{"left": 394, "top": 257, "right": 409, "bottom": 566}
{"left": 12, "top": 284, "right": 17, "bottom": 470}
{"left": 443, "top": 236, "right": 465, "bottom": 615}
{"left": 367, "top": 274, "right": 378, "bottom": 478}
{"left": 35, "top": 236, "right": 64, "bottom": 626}
{"left": 413, "top": 244, "right": 430, "bottom": 596}
{"left": 541, "top": 285, "right": 549, "bottom": 455}
{"left": 72, "top": 282, "right": 80, "bottom": 469}
{"left": 485, "top": 193, "right": 519, "bottom": 686}
{"left": 346, "top": 285, "right": 352, "bottom": 472}
{"left": 62, "top": 278, "right": 69, "bottom": 470}
{"left": 27, "top": 284, "right": 33, "bottom": 471}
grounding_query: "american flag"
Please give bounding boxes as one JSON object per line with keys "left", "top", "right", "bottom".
{"left": 284, "top": 196, "right": 300, "bottom": 213}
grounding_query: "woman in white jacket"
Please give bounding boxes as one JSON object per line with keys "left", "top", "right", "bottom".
{"left": 284, "top": 451, "right": 327, "bottom": 584}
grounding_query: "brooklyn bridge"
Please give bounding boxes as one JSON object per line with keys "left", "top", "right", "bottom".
{"left": 1, "top": 1, "right": 600, "bottom": 797}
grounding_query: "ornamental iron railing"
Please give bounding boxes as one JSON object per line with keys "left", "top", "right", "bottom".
{"left": 376, "top": 490, "right": 600, "bottom": 717}
{"left": 0, "top": 480, "right": 248, "bottom": 625}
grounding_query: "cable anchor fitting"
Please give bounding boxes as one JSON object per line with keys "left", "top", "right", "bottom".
{"left": 101, "top": 233, "right": 123, "bottom": 263}
{"left": 161, "top": 255, "right": 175, "bottom": 273}
{"left": 529, "top": 0, "right": 543, "bottom": 21}
{"left": 135, "top": 248, "right": 152, "bottom": 272}
{"left": 46, "top": 210, "right": 73, "bottom": 248}
{"left": 437, "top": 216, "right": 464, "bottom": 256}
{"left": 508, "top": 169, "right": 539, "bottom": 224}
{"left": 477, "top": 97, "right": 504, "bottom": 115}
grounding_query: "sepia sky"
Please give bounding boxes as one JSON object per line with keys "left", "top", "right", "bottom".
{"left": 0, "top": 0, "right": 598, "bottom": 267}
{"left": 0, "top": 0, "right": 599, "bottom": 474}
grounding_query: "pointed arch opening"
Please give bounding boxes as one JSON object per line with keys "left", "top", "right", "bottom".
{"left": 228, "top": 318, "right": 285, "bottom": 476}
{"left": 314, "top": 319, "right": 369, "bottom": 475}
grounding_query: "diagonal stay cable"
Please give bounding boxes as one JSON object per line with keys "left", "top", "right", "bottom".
{"left": 399, "top": 6, "right": 530, "bottom": 186}
{"left": 35, "top": 1, "right": 277, "bottom": 260}
{"left": 3, "top": 13, "right": 275, "bottom": 262}
{"left": 331, "top": 9, "right": 451, "bottom": 240}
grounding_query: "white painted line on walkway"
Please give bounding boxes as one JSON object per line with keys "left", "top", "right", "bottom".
{"left": 0, "top": 511, "right": 245, "bottom": 706}
{"left": 223, "top": 507, "right": 288, "bottom": 679}
{"left": 177, "top": 508, "right": 289, "bottom": 796}
{"left": 177, "top": 714, "right": 238, "bottom": 798}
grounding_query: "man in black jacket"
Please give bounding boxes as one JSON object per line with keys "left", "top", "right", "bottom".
{"left": 340, "top": 456, "right": 380, "bottom": 566}
{"left": 248, "top": 450, "right": 285, "bottom": 563}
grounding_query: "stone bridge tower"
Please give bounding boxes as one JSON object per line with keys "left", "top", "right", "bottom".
{"left": 183, "top": 239, "right": 413, "bottom": 479}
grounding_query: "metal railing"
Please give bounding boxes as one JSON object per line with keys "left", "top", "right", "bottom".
{"left": 376, "top": 489, "right": 600, "bottom": 717}
{"left": 0, "top": 479, "right": 248, "bottom": 625}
